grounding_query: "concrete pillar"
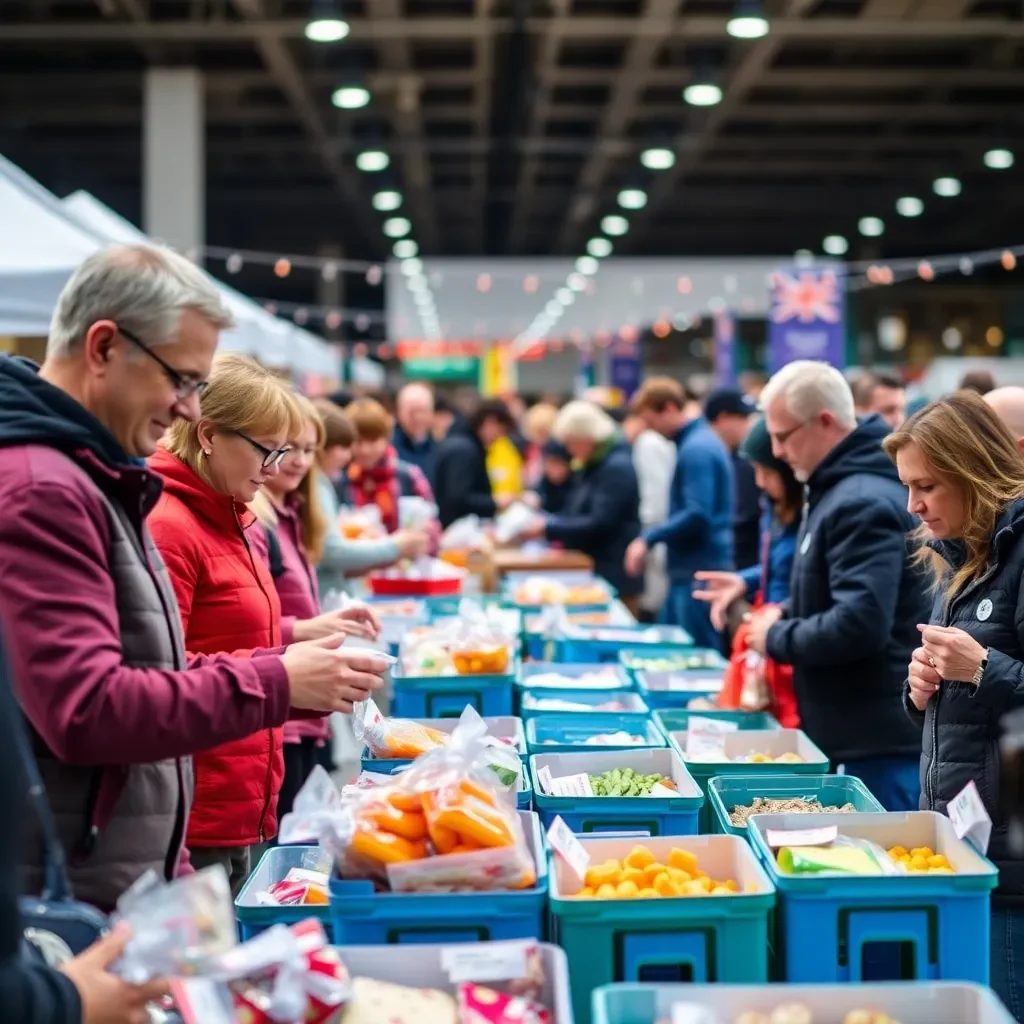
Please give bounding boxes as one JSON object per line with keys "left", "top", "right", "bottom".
{"left": 143, "top": 68, "right": 204, "bottom": 255}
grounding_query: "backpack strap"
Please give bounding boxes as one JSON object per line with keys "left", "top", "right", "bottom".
{"left": 264, "top": 525, "right": 286, "bottom": 579}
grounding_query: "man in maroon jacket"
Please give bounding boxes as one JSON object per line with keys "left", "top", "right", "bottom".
{"left": 0, "top": 244, "right": 385, "bottom": 910}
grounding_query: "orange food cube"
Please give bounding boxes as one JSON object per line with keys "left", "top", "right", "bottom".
{"left": 724, "top": 879, "right": 739, "bottom": 892}
{"left": 595, "top": 883, "right": 617, "bottom": 899}
{"left": 616, "top": 880, "right": 640, "bottom": 898}
{"left": 585, "top": 862, "right": 621, "bottom": 888}
{"left": 365, "top": 804, "right": 429, "bottom": 842}
{"left": 303, "top": 887, "right": 329, "bottom": 905}
{"left": 624, "top": 846, "right": 656, "bottom": 871}
{"left": 654, "top": 874, "right": 679, "bottom": 897}
{"left": 666, "top": 867, "right": 691, "bottom": 885}
{"left": 637, "top": 887, "right": 660, "bottom": 899}
{"left": 710, "top": 885, "right": 732, "bottom": 896}
{"left": 682, "top": 880, "right": 707, "bottom": 897}
{"left": 388, "top": 790, "right": 424, "bottom": 813}
{"left": 620, "top": 867, "right": 646, "bottom": 887}
{"left": 668, "top": 848, "right": 699, "bottom": 874}
{"left": 577, "top": 886, "right": 595, "bottom": 898}
{"left": 643, "top": 863, "right": 668, "bottom": 884}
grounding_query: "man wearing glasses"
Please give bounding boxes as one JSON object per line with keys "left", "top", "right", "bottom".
{"left": 0, "top": 245, "right": 387, "bottom": 911}
{"left": 754, "top": 359, "right": 928, "bottom": 812}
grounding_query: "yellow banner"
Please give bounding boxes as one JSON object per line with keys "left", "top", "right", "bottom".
{"left": 480, "top": 342, "right": 518, "bottom": 397}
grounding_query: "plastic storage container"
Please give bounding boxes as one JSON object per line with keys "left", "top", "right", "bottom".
{"left": 520, "top": 688, "right": 649, "bottom": 721}
{"left": 561, "top": 625, "right": 693, "bottom": 665}
{"left": 235, "top": 845, "right": 331, "bottom": 940}
{"left": 523, "top": 602, "right": 637, "bottom": 661}
{"left": 359, "top": 715, "right": 527, "bottom": 774}
{"left": 521, "top": 662, "right": 634, "bottom": 691}
{"left": 634, "top": 668, "right": 726, "bottom": 709}
{"left": 619, "top": 649, "right": 726, "bottom": 681}
{"left": 591, "top": 981, "right": 1016, "bottom": 1024}
{"left": 707, "top": 774, "right": 885, "bottom": 838}
{"left": 503, "top": 576, "right": 616, "bottom": 615}
{"left": 336, "top": 942, "right": 575, "bottom": 1024}
{"left": 328, "top": 810, "right": 548, "bottom": 945}
{"left": 747, "top": 810, "right": 999, "bottom": 984}
{"left": 549, "top": 833, "right": 775, "bottom": 1024}
{"left": 530, "top": 747, "right": 703, "bottom": 835}
{"left": 390, "top": 658, "right": 519, "bottom": 718}
{"left": 653, "top": 709, "right": 780, "bottom": 739}
{"left": 527, "top": 713, "right": 667, "bottom": 755}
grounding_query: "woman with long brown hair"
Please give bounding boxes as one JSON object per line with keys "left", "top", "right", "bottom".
{"left": 884, "top": 390, "right": 1024, "bottom": 1019}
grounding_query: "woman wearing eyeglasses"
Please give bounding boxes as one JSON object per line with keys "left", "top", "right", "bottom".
{"left": 146, "top": 353, "right": 310, "bottom": 892}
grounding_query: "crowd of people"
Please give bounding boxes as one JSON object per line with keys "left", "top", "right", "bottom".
{"left": 3, "top": 242, "right": 1024, "bottom": 1021}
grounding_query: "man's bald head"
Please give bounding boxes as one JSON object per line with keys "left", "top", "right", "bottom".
{"left": 396, "top": 382, "right": 435, "bottom": 442}
{"left": 984, "top": 386, "right": 1024, "bottom": 451}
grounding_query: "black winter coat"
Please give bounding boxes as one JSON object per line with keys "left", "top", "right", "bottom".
{"left": 909, "top": 496, "right": 1024, "bottom": 900}
{"left": 433, "top": 428, "right": 497, "bottom": 528}
{"left": 544, "top": 441, "right": 643, "bottom": 596}
{"left": 766, "top": 415, "right": 929, "bottom": 764}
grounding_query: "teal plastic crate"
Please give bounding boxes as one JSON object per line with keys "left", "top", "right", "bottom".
{"left": 653, "top": 709, "right": 780, "bottom": 739}
{"left": 425, "top": 593, "right": 506, "bottom": 617}
{"left": 527, "top": 713, "right": 667, "bottom": 755}
{"left": 666, "top": 727, "right": 829, "bottom": 831}
{"left": 591, "top": 982, "right": 1016, "bottom": 1024}
{"left": 707, "top": 773, "right": 885, "bottom": 838}
{"left": 502, "top": 578, "right": 616, "bottom": 615}
{"left": 521, "top": 662, "right": 634, "bottom": 691}
{"left": 530, "top": 747, "right": 703, "bottom": 835}
{"left": 550, "top": 833, "right": 775, "bottom": 1024}
{"left": 235, "top": 845, "right": 331, "bottom": 940}
{"left": 391, "top": 657, "right": 519, "bottom": 718}
{"left": 561, "top": 625, "right": 693, "bottom": 664}
{"left": 634, "top": 668, "right": 726, "bottom": 709}
{"left": 619, "top": 648, "right": 725, "bottom": 681}
{"left": 520, "top": 688, "right": 649, "bottom": 721}
{"left": 746, "top": 810, "right": 998, "bottom": 984}
{"left": 523, "top": 601, "right": 638, "bottom": 660}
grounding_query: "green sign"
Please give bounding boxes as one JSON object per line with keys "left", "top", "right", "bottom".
{"left": 401, "top": 356, "right": 480, "bottom": 380}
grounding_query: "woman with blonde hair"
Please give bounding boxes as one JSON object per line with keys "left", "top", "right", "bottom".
{"left": 147, "top": 354, "right": 385, "bottom": 892}
{"left": 884, "top": 390, "right": 1024, "bottom": 1016}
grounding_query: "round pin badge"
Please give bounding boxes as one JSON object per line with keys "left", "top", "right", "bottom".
{"left": 977, "top": 598, "right": 993, "bottom": 622}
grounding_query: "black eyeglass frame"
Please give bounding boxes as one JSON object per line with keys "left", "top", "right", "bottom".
{"left": 116, "top": 324, "right": 209, "bottom": 401}
{"left": 232, "top": 430, "right": 293, "bottom": 470}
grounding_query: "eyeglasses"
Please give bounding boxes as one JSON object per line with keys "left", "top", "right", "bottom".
{"left": 117, "top": 325, "right": 208, "bottom": 401}
{"left": 233, "top": 430, "right": 292, "bottom": 470}
{"left": 770, "top": 420, "right": 808, "bottom": 446}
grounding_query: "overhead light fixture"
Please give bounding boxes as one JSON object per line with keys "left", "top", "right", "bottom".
{"left": 858, "top": 216, "right": 884, "bottom": 237}
{"left": 304, "top": 17, "right": 349, "bottom": 42}
{"left": 601, "top": 215, "right": 629, "bottom": 236}
{"left": 356, "top": 150, "right": 389, "bottom": 172}
{"left": 556, "top": 288, "right": 574, "bottom": 306}
{"left": 586, "top": 237, "right": 613, "bottom": 258}
{"left": 683, "top": 83, "right": 723, "bottom": 107}
{"left": 984, "top": 148, "right": 1014, "bottom": 170}
{"left": 896, "top": 196, "right": 924, "bottom": 217}
{"left": 332, "top": 86, "right": 371, "bottom": 110}
{"left": 400, "top": 258, "right": 423, "bottom": 276}
{"left": 575, "top": 255, "right": 599, "bottom": 275}
{"left": 392, "top": 239, "right": 418, "bottom": 258}
{"left": 640, "top": 147, "right": 675, "bottom": 170}
{"left": 372, "top": 190, "right": 402, "bottom": 212}
{"left": 822, "top": 235, "right": 849, "bottom": 256}
{"left": 617, "top": 188, "right": 647, "bottom": 210}
{"left": 383, "top": 216, "right": 411, "bottom": 237}
{"left": 568, "top": 273, "right": 587, "bottom": 291}
{"left": 545, "top": 300, "right": 562, "bottom": 316}
{"left": 933, "top": 176, "right": 961, "bottom": 197}
{"left": 726, "top": 10, "right": 769, "bottom": 39}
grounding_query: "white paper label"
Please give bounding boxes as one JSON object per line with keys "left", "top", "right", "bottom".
{"left": 685, "top": 717, "right": 737, "bottom": 759}
{"left": 765, "top": 825, "right": 838, "bottom": 849}
{"left": 671, "top": 1002, "right": 722, "bottom": 1024}
{"left": 442, "top": 941, "right": 531, "bottom": 983}
{"left": 546, "top": 814, "right": 591, "bottom": 881}
{"left": 948, "top": 779, "right": 993, "bottom": 855}
{"left": 536, "top": 765, "right": 554, "bottom": 794}
{"left": 547, "top": 772, "right": 595, "bottom": 797}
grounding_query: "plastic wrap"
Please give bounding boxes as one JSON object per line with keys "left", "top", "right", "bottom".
{"left": 399, "top": 600, "right": 515, "bottom": 677}
{"left": 399, "top": 495, "right": 439, "bottom": 531}
{"left": 337, "top": 504, "right": 383, "bottom": 539}
{"left": 493, "top": 502, "right": 539, "bottom": 545}
{"left": 354, "top": 697, "right": 450, "bottom": 759}
{"left": 441, "top": 515, "right": 488, "bottom": 551}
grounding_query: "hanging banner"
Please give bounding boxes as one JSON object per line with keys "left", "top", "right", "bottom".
{"left": 479, "top": 341, "right": 518, "bottom": 396}
{"left": 398, "top": 338, "right": 481, "bottom": 381}
{"left": 767, "top": 267, "right": 846, "bottom": 373}
{"left": 713, "top": 310, "right": 736, "bottom": 386}
{"left": 608, "top": 335, "right": 642, "bottom": 401}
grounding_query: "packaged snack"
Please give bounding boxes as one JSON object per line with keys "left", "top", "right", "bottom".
{"left": 338, "top": 504, "right": 383, "bottom": 539}
{"left": 340, "top": 977, "right": 457, "bottom": 1024}
{"left": 354, "top": 697, "right": 450, "bottom": 759}
{"left": 400, "top": 601, "right": 515, "bottom": 677}
{"left": 774, "top": 835, "right": 901, "bottom": 877}
{"left": 459, "top": 984, "right": 552, "bottom": 1024}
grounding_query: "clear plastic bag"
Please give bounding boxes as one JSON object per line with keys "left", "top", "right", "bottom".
{"left": 775, "top": 835, "right": 904, "bottom": 877}
{"left": 440, "top": 514, "right": 487, "bottom": 551}
{"left": 739, "top": 649, "right": 770, "bottom": 712}
{"left": 353, "top": 696, "right": 450, "bottom": 759}
{"left": 398, "top": 495, "right": 439, "bottom": 530}
{"left": 338, "top": 504, "right": 383, "bottom": 539}
{"left": 494, "top": 502, "right": 540, "bottom": 545}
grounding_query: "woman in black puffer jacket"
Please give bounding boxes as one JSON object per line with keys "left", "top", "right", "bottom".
{"left": 884, "top": 390, "right": 1024, "bottom": 1021}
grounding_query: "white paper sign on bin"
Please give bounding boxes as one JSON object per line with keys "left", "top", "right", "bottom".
{"left": 948, "top": 779, "right": 992, "bottom": 855}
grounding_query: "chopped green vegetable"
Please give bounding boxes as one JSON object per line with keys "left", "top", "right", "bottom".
{"left": 586, "top": 767, "right": 671, "bottom": 796}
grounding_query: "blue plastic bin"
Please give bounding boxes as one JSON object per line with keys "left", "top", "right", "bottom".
{"left": 550, "top": 833, "right": 775, "bottom": 1024}
{"left": 707, "top": 774, "right": 885, "bottom": 838}
{"left": 235, "top": 845, "right": 331, "bottom": 940}
{"left": 619, "top": 649, "right": 726, "bottom": 681}
{"left": 561, "top": 626, "right": 693, "bottom": 664}
{"left": 521, "top": 662, "right": 633, "bottom": 691}
{"left": 530, "top": 747, "right": 703, "bottom": 835}
{"left": 328, "top": 810, "right": 547, "bottom": 945}
{"left": 652, "top": 709, "right": 780, "bottom": 739}
{"left": 527, "top": 713, "right": 667, "bottom": 755}
{"left": 518, "top": 769, "right": 533, "bottom": 809}
{"left": 523, "top": 602, "right": 637, "bottom": 660}
{"left": 391, "top": 658, "right": 518, "bottom": 718}
{"left": 520, "top": 688, "right": 649, "bottom": 721}
{"left": 747, "top": 810, "right": 998, "bottom": 984}
{"left": 502, "top": 577, "right": 615, "bottom": 615}
{"left": 634, "top": 668, "right": 725, "bottom": 709}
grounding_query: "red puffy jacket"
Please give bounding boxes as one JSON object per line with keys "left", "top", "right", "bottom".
{"left": 147, "top": 449, "right": 285, "bottom": 846}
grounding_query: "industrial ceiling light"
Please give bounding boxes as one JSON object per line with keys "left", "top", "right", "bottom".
{"left": 984, "top": 148, "right": 1014, "bottom": 170}
{"left": 332, "top": 85, "right": 371, "bottom": 109}
{"left": 356, "top": 150, "right": 389, "bottom": 172}
{"left": 640, "top": 147, "right": 675, "bottom": 170}
{"left": 575, "top": 255, "right": 600, "bottom": 274}
{"left": 383, "top": 216, "right": 411, "bottom": 237}
{"left": 392, "top": 239, "right": 417, "bottom": 258}
{"left": 822, "top": 235, "right": 849, "bottom": 256}
{"left": 683, "top": 82, "right": 723, "bottom": 107}
{"left": 586, "top": 237, "right": 613, "bottom": 258}
{"left": 933, "top": 176, "right": 961, "bottom": 197}
{"left": 556, "top": 287, "right": 574, "bottom": 306}
{"left": 726, "top": 8, "right": 769, "bottom": 39}
{"left": 400, "top": 257, "right": 423, "bottom": 276}
{"left": 896, "top": 196, "right": 924, "bottom": 217}
{"left": 858, "top": 216, "right": 884, "bottom": 237}
{"left": 601, "top": 214, "right": 629, "bottom": 236}
{"left": 617, "top": 188, "right": 647, "bottom": 210}
{"left": 304, "top": 12, "right": 349, "bottom": 42}
{"left": 372, "top": 190, "right": 403, "bottom": 212}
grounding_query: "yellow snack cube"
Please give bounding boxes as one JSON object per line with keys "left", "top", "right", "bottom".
{"left": 667, "top": 867, "right": 691, "bottom": 885}
{"left": 889, "top": 846, "right": 908, "bottom": 859}
{"left": 577, "top": 886, "right": 595, "bottom": 898}
{"left": 585, "top": 862, "right": 621, "bottom": 888}
{"left": 668, "top": 848, "right": 699, "bottom": 874}
{"left": 908, "top": 855, "right": 929, "bottom": 872}
{"left": 624, "top": 846, "right": 656, "bottom": 870}
{"left": 621, "top": 867, "right": 647, "bottom": 887}
{"left": 911, "top": 847, "right": 933, "bottom": 859}
{"left": 928, "top": 854, "right": 950, "bottom": 869}
{"left": 595, "top": 883, "right": 618, "bottom": 899}
{"left": 724, "top": 879, "right": 739, "bottom": 892}
{"left": 643, "top": 863, "right": 668, "bottom": 884}
{"left": 711, "top": 885, "right": 733, "bottom": 895}
{"left": 654, "top": 874, "right": 679, "bottom": 897}
{"left": 616, "top": 879, "right": 640, "bottom": 898}
{"left": 637, "top": 887, "right": 660, "bottom": 899}
{"left": 682, "top": 880, "right": 707, "bottom": 896}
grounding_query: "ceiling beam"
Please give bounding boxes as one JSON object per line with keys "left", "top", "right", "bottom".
{"left": 473, "top": 0, "right": 495, "bottom": 252}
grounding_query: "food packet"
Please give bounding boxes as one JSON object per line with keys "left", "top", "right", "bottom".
{"left": 449, "top": 601, "right": 514, "bottom": 676}
{"left": 338, "top": 504, "right": 383, "bottom": 539}
{"left": 776, "top": 835, "right": 901, "bottom": 876}
{"left": 353, "top": 697, "right": 451, "bottom": 759}
{"left": 256, "top": 849, "right": 333, "bottom": 907}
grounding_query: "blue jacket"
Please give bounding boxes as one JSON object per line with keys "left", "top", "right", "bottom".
{"left": 392, "top": 424, "right": 436, "bottom": 485}
{"left": 644, "top": 417, "right": 733, "bottom": 579}
{"left": 739, "top": 502, "right": 799, "bottom": 606}
{"left": 765, "top": 415, "right": 929, "bottom": 764}
{"left": 545, "top": 441, "right": 643, "bottom": 596}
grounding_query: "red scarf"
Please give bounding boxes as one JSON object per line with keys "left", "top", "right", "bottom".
{"left": 348, "top": 446, "right": 401, "bottom": 533}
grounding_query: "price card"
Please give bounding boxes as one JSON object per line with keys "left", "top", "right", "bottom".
{"left": 547, "top": 773, "right": 595, "bottom": 797}
{"left": 441, "top": 940, "right": 532, "bottom": 983}
{"left": 948, "top": 779, "right": 992, "bottom": 855}
{"left": 536, "top": 765, "right": 554, "bottom": 794}
{"left": 764, "top": 825, "right": 838, "bottom": 849}
{"left": 546, "top": 814, "right": 590, "bottom": 882}
{"left": 685, "top": 717, "right": 737, "bottom": 759}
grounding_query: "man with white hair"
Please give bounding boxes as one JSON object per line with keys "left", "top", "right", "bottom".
{"left": 985, "top": 386, "right": 1024, "bottom": 451}
{"left": 393, "top": 381, "right": 437, "bottom": 483}
{"left": 752, "top": 359, "right": 928, "bottom": 811}
{"left": 0, "top": 245, "right": 386, "bottom": 910}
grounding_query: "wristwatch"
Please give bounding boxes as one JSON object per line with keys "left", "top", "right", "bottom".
{"left": 972, "top": 648, "right": 990, "bottom": 687}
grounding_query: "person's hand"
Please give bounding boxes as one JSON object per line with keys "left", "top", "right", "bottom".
{"left": 495, "top": 493, "right": 516, "bottom": 512}
{"left": 692, "top": 570, "right": 748, "bottom": 632}
{"left": 908, "top": 646, "right": 942, "bottom": 711}
{"left": 624, "top": 537, "right": 648, "bottom": 577}
{"left": 293, "top": 606, "right": 379, "bottom": 642}
{"left": 337, "top": 603, "right": 381, "bottom": 638}
{"left": 517, "top": 516, "right": 547, "bottom": 540}
{"left": 522, "top": 491, "right": 541, "bottom": 510}
{"left": 747, "top": 605, "right": 783, "bottom": 655}
{"left": 60, "top": 924, "right": 170, "bottom": 1024}
{"left": 282, "top": 633, "right": 387, "bottom": 712}
{"left": 918, "top": 624, "right": 988, "bottom": 684}
{"left": 393, "top": 529, "right": 430, "bottom": 560}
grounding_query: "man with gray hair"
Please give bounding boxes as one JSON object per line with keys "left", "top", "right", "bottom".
{"left": 984, "top": 386, "right": 1024, "bottom": 451}
{"left": 750, "top": 359, "right": 928, "bottom": 811}
{"left": 0, "top": 245, "right": 387, "bottom": 910}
